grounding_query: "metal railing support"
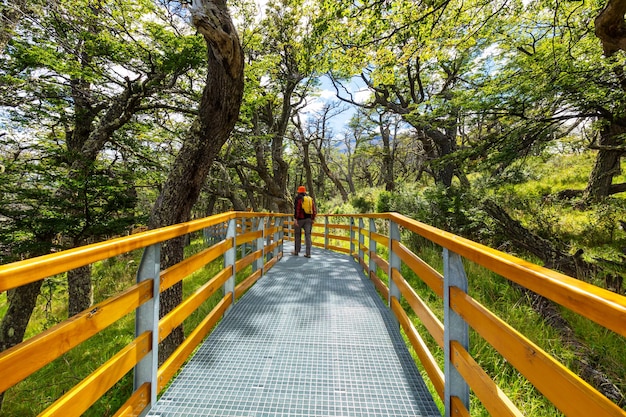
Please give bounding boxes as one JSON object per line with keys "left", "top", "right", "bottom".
{"left": 240, "top": 218, "right": 248, "bottom": 256}
{"left": 223, "top": 218, "right": 237, "bottom": 309}
{"left": 324, "top": 216, "right": 329, "bottom": 250}
{"left": 388, "top": 220, "right": 401, "bottom": 312}
{"left": 287, "top": 215, "right": 293, "bottom": 241}
{"left": 275, "top": 217, "right": 284, "bottom": 258}
{"left": 254, "top": 217, "right": 265, "bottom": 274}
{"left": 358, "top": 218, "right": 365, "bottom": 267}
{"left": 368, "top": 218, "right": 377, "bottom": 280}
{"left": 134, "top": 243, "right": 161, "bottom": 413}
{"left": 349, "top": 217, "right": 356, "bottom": 257}
{"left": 443, "top": 248, "right": 470, "bottom": 417}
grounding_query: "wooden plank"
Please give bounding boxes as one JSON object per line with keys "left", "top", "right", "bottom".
{"left": 450, "top": 340, "right": 523, "bottom": 417}
{"left": 235, "top": 269, "right": 263, "bottom": 298}
{"left": 0, "top": 280, "right": 153, "bottom": 394}
{"left": 0, "top": 212, "right": 237, "bottom": 291}
{"left": 359, "top": 259, "right": 368, "bottom": 271}
{"left": 391, "top": 269, "right": 444, "bottom": 348}
{"left": 265, "top": 240, "right": 279, "bottom": 252}
{"left": 393, "top": 240, "right": 444, "bottom": 298}
{"left": 327, "top": 234, "right": 351, "bottom": 242}
{"left": 158, "top": 296, "right": 231, "bottom": 392}
{"left": 237, "top": 229, "right": 263, "bottom": 245}
{"left": 328, "top": 223, "right": 351, "bottom": 230}
{"left": 159, "top": 267, "right": 231, "bottom": 340}
{"left": 370, "top": 252, "right": 388, "bottom": 271}
{"left": 391, "top": 297, "right": 444, "bottom": 401}
{"left": 235, "top": 250, "right": 261, "bottom": 273}
{"left": 390, "top": 213, "right": 626, "bottom": 338}
{"left": 370, "top": 231, "right": 389, "bottom": 246}
{"left": 264, "top": 256, "right": 279, "bottom": 270}
{"left": 160, "top": 239, "right": 231, "bottom": 292}
{"left": 450, "top": 396, "right": 470, "bottom": 417}
{"left": 369, "top": 271, "right": 389, "bottom": 299}
{"left": 40, "top": 332, "right": 151, "bottom": 417}
{"left": 112, "top": 382, "right": 150, "bottom": 417}
{"left": 451, "top": 286, "right": 626, "bottom": 417}
{"left": 328, "top": 244, "right": 350, "bottom": 254}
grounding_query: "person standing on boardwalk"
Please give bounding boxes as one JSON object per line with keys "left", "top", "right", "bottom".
{"left": 292, "top": 185, "right": 316, "bottom": 258}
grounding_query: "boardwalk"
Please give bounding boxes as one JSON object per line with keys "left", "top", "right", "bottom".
{"left": 146, "top": 244, "right": 440, "bottom": 417}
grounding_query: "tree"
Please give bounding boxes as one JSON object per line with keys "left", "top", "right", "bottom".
{"left": 462, "top": 0, "right": 626, "bottom": 201}
{"left": 322, "top": 0, "right": 507, "bottom": 189}
{"left": 148, "top": 0, "right": 244, "bottom": 363}
{"left": 0, "top": 0, "right": 205, "bottom": 397}
{"left": 224, "top": 0, "right": 326, "bottom": 212}
{"left": 292, "top": 103, "right": 350, "bottom": 202}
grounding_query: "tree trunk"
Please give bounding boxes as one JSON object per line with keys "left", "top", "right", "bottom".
{"left": 0, "top": 280, "right": 44, "bottom": 409}
{"left": 0, "top": 0, "right": 36, "bottom": 52}
{"left": 302, "top": 141, "right": 315, "bottom": 201}
{"left": 315, "top": 141, "right": 349, "bottom": 202}
{"left": 380, "top": 125, "right": 395, "bottom": 192}
{"left": 483, "top": 199, "right": 594, "bottom": 279}
{"left": 595, "top": 0, "right": 626, "bottom": 56}
{"left": 149, "top": 0, "right": 244, "bottom": 365}
{"left": 584, "top": 123, "right": 625, "bottom": 201}
{"left": 67, "top": 265, "right": 93, "bottom": 317}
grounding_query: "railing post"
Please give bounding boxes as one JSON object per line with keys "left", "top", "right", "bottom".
{"left": 358, "top": 218, "right": 365, "bottom": 267}
{"left": 443, "top": 248, "right": 470, "bottom": 417}
{"left": 388, "top": 219, "right": 401, "bottom": 311}
{"left": 223, "top": 218, "right": 237, "bottom": 309}
{"left": 275, "top": 216, "right": 284, "bottom": 258}
{"left": 349, "top": 217, "right": 355, "bottom": 257}
{"left": 368, "top": 218, "right": 377, "bottom": 281}
{"left": 240, "top": 218, "right": 248, "bottom": 256}
{"left": 134, "top": 243, "right": 161, "bottom": 411}
{"left": 287, "top": 215, "right": 293, "bottom": 242}
{"left": 265, "top": 217, "right": 271, "bottom": 263}
{"left": 254, "top": 216, "right": 265, "bottom": 275}
{"left": 324, "top": 216, "right": 329, "bottom": 250}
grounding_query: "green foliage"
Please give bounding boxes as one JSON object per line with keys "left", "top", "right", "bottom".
{"left": 376, "top": 190, "right": 392, "bottom": 213}
{"left": 0, "top": 133, "right": 146, "bottom": 262}
{"left": 351, "top": 195, "right": 374, "bottom": 213}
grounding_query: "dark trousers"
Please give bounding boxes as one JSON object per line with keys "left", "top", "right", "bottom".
{"left": 294, "top": 218, "right": 312, "bottom": 256}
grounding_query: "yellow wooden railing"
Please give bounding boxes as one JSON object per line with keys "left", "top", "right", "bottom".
{"left": 1, "top": 211, "right": 625, "bottom": 416}
{"left": 286, "top": 213, "right": 626, "bottom": 417}
{"left": 0, "top": 211, "right": 287, "bottom": 417}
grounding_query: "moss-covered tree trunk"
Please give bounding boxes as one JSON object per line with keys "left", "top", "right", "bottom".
{"left": 149, "top": 0, "right": 244, "bottom": 365}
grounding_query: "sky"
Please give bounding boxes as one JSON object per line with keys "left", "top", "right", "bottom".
{"left": 301, "top": 75, "right": 372, "bottom": 139}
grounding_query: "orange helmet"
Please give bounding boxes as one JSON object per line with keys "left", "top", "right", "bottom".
{"left": 297, "top": 185, "right": 306, "bottom": 193}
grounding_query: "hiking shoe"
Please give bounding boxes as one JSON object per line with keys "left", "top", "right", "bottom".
{"left": 304, "top": 254, "right": 311, "bottom": 258}
{"left": 291, "top": 252, "right": 298, "bottom": 256}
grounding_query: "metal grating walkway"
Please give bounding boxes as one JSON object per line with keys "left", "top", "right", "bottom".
{"left": 147, "top": 244, "right": 440, "bottom": 417}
